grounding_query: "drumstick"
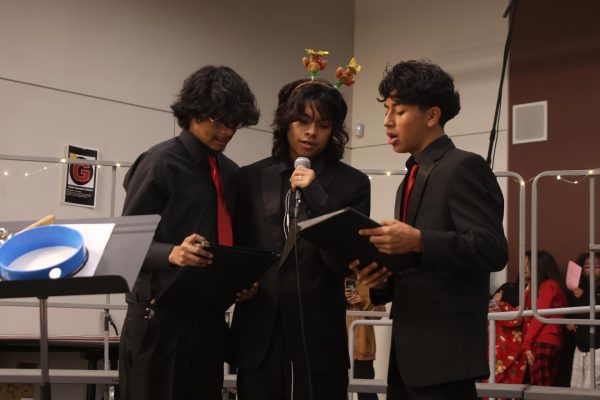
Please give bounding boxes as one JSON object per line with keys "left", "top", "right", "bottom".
{"left": 0, "top": 215, "right": 56, "bottom": 245}
{"left": 17, "top": 214, "right": 56, "bottom": 234}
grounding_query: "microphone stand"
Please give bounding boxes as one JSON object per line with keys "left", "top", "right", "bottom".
{"left": 502, "top": 0, "right": 515, "bottom": 18}
{"left": 486, "top": 0, "right": 520, "bottom": 166}
{"left": 290, "top": 188, "right": 315, "bottom": 400}
{"left": 293, "top": 189, "right": 301, "bottom": 220}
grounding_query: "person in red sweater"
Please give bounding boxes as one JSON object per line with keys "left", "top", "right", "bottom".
{"left": 489, "top": 282, "right": 527, "bottom": 385}
{"left": 522, "top": 250, "right": 569, "bottom": 386}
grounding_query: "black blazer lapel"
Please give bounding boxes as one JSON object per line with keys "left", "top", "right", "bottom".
{"left": 405, "top": 159, "right": 433, "bottom": 226}
{"left": 404, "top": 136, "right": 455, "bottom": 225}
{"left": 315, "top": 164, "right": 335, "bottom": 192}
{"left": 394, "top": 179, "right": 405, "bottom": 220}
{"left": 262, "top": 162, "right": 283, "bottom": 249}
{"left": 278, "top": 161, "right": 334, "bottom": 266}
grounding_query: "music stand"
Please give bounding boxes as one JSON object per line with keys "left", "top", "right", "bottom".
{"left": 0, "top": 214, "right": 159, "bottom": 400}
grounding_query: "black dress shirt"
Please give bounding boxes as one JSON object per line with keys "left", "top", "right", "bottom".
{"left": 122, "top": 129, "right": 238, "bottom": 306}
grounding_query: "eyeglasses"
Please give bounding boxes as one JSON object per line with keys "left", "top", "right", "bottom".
{"left": 209, "top": 117, "right": 243, "bottom": 132}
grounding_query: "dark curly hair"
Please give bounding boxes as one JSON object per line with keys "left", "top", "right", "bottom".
{"left": 378, "top": 60, "right": 461, "bottom": 127}
{"left": 271, "top": 79, "right": 349, "bottom": 162}
{"left": 170, "top": 65, "right": 259, "bottom": 129}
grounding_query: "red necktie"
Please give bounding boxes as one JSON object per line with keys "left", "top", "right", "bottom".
{"left": 401, "top": 163, "right": 419, "bottom": 222}
{"left": 207, "top": 156, "right": 233, "bottom": 246}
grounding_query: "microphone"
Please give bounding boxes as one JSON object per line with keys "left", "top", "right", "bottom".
{"left": 293, "top": 157, "right": 311, "bottom": 219}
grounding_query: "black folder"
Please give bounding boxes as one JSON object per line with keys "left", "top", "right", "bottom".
{"left": 152, "top": 243, "right": 279, "bottom": 308}
{"left": 297, "top": 207, "right": 414, "bottom": 274}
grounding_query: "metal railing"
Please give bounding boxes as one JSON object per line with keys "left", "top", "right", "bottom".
{"left": 347, "top": 310, "right": 600, "bottom": 399}
{"left": 531, "top": 169, "right": 600, "bottom": 389}
{"left": 3, "top": 154, "right": 600, "bottom": 395}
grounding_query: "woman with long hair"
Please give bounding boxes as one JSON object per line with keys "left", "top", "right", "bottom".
{"left": 569, "top": 251, "right": 600, "bottom": 388}
{"left": 522, "top": 250, "right": 569, "bottom": 386}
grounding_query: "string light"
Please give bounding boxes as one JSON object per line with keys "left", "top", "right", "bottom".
{"left": 0, "top": 159, "right": 134, "bottom": 181}
{"left": 1, "top": 161, "right": 596, "bottom": 185}
{"left": 520, "top": 170, "right": 599, "bottom": 186}
{"left": 0, "top": 161, "right": 64, "bottom": 179}
{"left": 0, "top": 160, "right": 130, "bottom": 179}
{"left": 553, "top": 174, "right": 580, "bottom": 185}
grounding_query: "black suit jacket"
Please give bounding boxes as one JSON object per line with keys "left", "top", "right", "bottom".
{"left": 230, "top": 156, "right": 370, "bottom": 373}
{"left": 371, "top": 135, "right": 507, "bottom": 387}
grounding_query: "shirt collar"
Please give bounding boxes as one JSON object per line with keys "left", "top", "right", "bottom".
{"left": 407, "top": 134, "right": 454, "bottom": 168}
{"left": 179, "top": 129, "right": 217, "bottom": 164}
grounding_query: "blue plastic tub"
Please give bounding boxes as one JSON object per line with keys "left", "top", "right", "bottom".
{"left": 0, "top": 225, "right": 87, "bottom": 280}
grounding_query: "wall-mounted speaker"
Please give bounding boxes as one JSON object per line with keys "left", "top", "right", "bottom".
{"left": 512, "top": 100, "right": 547, "bottom": 144}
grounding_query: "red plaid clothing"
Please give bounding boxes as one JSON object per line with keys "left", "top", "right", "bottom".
{"left": 522, "top": 280, "right": 568, "bottom": 386}
{"left": 523, "top": 280, "right": 568, "bottom": 350}
{"left": 529, "top": 342, "right": 561, "bottom": 386}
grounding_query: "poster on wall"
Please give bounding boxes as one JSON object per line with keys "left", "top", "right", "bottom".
{"left": 64, "top": 145, "right": 98, "bottom": 208}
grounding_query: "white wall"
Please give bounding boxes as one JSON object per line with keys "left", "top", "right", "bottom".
{"left": 351, "top": 0, "right": 510, "bottom": 383}
{"left": 0, "top": 0, "right": 355, "bottom": 221}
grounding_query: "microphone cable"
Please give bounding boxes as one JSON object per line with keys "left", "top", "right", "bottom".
{"left": 283, "top": 189, "right": 292, "bottom": 239}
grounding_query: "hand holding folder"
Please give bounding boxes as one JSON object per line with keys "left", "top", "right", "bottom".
{"left": 152, "top": 243, "right": 279, "bottom": 308}
{"left": 297, "top": 207, "right": 414, "bottom": 274}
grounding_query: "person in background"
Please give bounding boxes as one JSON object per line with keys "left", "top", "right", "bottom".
{"left": 352, "top": 60, "right": 508, "bottom": 400}
{"left": 522, "top": 250, "right": 569, "bottom": 386}
{"left": 569, "top": 251, "right": 600, "bottom": 388}
{"left": 119, "top": 65, "right": 259, "bottom": 400}
{"left": 230, "top": 78, "right": 371, "bottom": 400}
{"left": 488, "top": 282, "right": 527, "bottom": 386}
{"left": 346, "top": 277, "right": 386, "bottom": 400}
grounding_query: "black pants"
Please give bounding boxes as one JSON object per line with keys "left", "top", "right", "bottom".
{"left": 119, "top": 305, "right": 226, "bottom": 400}
{"left": 387, "top": 349, "right": 477, "bottom": 400}
{"left": 237, "top": 320, "right": 348, "bottom": 400}
{"left": 354, "top": 360, "right": 378, "bottom": 400}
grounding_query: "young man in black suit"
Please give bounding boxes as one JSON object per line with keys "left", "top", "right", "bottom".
{"left": 119, "top": 66, "right": 259, "bottom": 400}
{"left": 352, "top": 60, "right": 508, "bottom": 400}
{"left": 230, "top": 78, "right": 370, "bottom": 399}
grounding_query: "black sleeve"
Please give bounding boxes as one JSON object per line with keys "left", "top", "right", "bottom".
{"left": 421, "top": 155, "right": 508, "bottom": 273}
{"left": 122, "top": 153, "right": 166, "bottom": 216}
{"left": 122, "top": 153, "right": 174, "bottom": 272}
